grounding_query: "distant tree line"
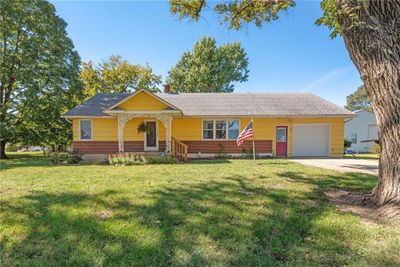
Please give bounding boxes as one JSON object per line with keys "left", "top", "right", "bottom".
{"left": 345, "top": 85, "right": 372, "bottom": 112}
{"left": 80, "top": 36, "right": 249, "bottom": 97}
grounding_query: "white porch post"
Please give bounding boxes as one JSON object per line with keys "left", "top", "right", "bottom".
{"left": 118, "top": 114, "right": 125, "bottom": 152}
{"left": 157, "top": 114, "right": 173, "bottom": 155}
{"left": 118, "top": 114, "right": 130, "bottom": 152}
{"left": 166, "top": 115, "right": 172, "bottom": 155}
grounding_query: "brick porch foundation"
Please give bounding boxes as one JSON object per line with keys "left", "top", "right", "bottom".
{"left": 183, "top": 140, "right": 272, "bottom": 154}
{"left": 73, "top": 140, "right": 272, "bottom": 154}
{"left": 73, "top": 141, "right": 166, "bottom": 154}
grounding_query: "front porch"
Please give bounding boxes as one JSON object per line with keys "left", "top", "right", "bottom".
{"left": 105, "top": 110, "right": 188, "bottom": 161}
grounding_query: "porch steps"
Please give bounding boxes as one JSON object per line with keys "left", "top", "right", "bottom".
{"left": 172, "top": 137, "right": 188, "bottom": 162}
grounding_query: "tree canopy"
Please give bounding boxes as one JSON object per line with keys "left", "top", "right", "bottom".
{"left": 345, "top": 85, "right": 372, "bottom": 112}
{"left": 0, "top": 0, "right": 83, "bottom": 157}
{"left": 166, "top": 36, "right": 249, "bottom": 93}
{"left": 80, "top": 55, "right": 161, "bottom": 99}
{"left": 170, "top": 0, "right": 296, "bottom": 31}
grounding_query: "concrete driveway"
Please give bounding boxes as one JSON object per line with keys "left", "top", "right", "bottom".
{"left": 290, "top": 158, "right": 379, "bottom": 175}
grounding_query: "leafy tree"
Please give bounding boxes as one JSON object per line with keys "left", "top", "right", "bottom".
{"left": 345, "top": 85, "right": 372, "bottom": 111}
{"left": 0, "top": 0, "right": 83, "bottom": 159}
{"left": 80, "top": 55, "right": 162, "bottom": 99}
{"left": 13, "top": 81, "right": 82, "bottom": 152}
{"left": 169, "top": 0, "right": 400, "bottom": 212}
{"left": 166, "top": 36, "right": 249, "bottom": 93}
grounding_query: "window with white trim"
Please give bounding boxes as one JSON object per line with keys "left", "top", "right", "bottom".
{"left": 203, "top": 120, "right": 214, "bottom": 139}
{"left": 228, "top": 120, "right": 239, "bottom": 139}
{"left": 80, "top": 120, "right": 92, "bottom": 140}
{"left": 215, "top": 120, "right": 227, "bottom": 139}
{"left": 202, "top": 119, "right": 239, "bottom": 140}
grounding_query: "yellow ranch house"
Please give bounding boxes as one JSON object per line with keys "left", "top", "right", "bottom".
{"left": 63, "top": 86, "right": 354, "bottom": 162}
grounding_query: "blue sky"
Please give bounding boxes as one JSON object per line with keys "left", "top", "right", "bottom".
{"left": 52, "top": 0, "right": 362, "bottom": 106}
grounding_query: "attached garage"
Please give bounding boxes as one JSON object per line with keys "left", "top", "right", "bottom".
{"left": 293, "top": 124, "right": 330, "bottom": 156}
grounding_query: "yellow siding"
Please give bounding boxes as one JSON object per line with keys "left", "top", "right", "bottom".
{"left": 171, "top": 118, "right": 202, "bottom": 140}
{"left": 123, "top": 118, "right": 142, "bottom": 141}
{"left": 72, "top": 116, "right": 345, "bottom": 157}
{"left": 72, "top": 119, "right": 79, "bottom": 140}
{"left": 239, "top": 117, "right": 292, "bottom": 155}
{"left": 93, "top": 119, "right": 118, "bottom": 141}
{"left": 171, "top": 117, "right": 290, "bottom": 143}
{"left": 252, "top": 118, "right": 291, "bottom": 141}
{"left": 73, "top": 118, "right": 165, "bottom": 142}
{"left": 170, "top": 117, "right": 344, "bottom": 157}
{"left": 118, "top": 91, "right": 169, "bottom": 111}
{"left": 72, "top": 118, "right": 118, "bottom": 141}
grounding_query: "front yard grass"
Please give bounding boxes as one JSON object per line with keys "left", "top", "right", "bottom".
{"left": 1, "top": 154, "right": 399, "bottom": 266}
{"left": 344, "top": 153, "right": 380, "bottom": 160}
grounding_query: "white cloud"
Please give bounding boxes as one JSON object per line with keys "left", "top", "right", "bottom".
{"left": 304, "top": 67, "right": 354, "bottom": 92}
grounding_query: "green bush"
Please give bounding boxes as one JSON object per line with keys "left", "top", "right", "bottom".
{"left": 6, "top": 143, "right": 20, "bottom": 152}
{"left": 344, "top": 139, "right": 352, "bottom": 149}
{"left": 146, "top": 156, "right": 177, "bottom": 164}
{"left": 109, "top": 153, "right": 146, "bottom": 166}
{"left": 108, "top": 153, "right": 177, "bottom": 165}
{"left": 66, "top": 150, "right": 83, "bottom": 164}
{"left": 49, "top": 151, "right": 77, "bottom": 164}
{"left": 50, "top": 152, "right": 67, "bottom": 164}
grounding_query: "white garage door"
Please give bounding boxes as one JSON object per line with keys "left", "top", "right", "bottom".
{"left": 293, "top": 124, "right": 330, "bottom": 156}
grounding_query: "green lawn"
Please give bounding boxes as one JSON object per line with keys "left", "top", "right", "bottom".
{"left": 1, "top": 154, "right": 399, "bottom": 266}
{"left": 344, "top": 153, "right": 380, "bottom": 160}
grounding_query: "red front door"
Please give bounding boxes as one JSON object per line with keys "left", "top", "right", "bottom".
{"left": 276, "top": 126, "right": 288, "bottom": 157}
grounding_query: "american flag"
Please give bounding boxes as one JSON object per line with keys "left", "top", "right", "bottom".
{"left": 237, "top": 121, "right": 254, "bottom": 146}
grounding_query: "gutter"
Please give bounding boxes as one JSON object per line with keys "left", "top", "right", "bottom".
{"left": 62, "top": 112, "right": 356, "bottom": 119}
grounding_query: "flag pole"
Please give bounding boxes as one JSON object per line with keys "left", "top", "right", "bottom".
{"left": 251, "top": 117, "right": 255, "bottom": 163}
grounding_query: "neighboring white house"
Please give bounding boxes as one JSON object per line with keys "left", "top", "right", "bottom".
{"left": 345, "top": 109, "right": 378, "bottom": 153}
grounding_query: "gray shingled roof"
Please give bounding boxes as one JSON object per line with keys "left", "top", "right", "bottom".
{"left": 158, "top": 92, "right": 353, "bottom": 116}
{"left": 64, "top": 92, "right": 353, "bottom": 117}
{"left": 64, "top": 93, "right": 130, "bottom": 117}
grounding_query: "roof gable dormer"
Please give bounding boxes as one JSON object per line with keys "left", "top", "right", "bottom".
{"left": 106, "top": 89, "right": 181, "bottom": 112}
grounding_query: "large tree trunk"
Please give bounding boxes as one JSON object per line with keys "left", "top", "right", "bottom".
{"left": 337, "top": 0, "right": 400, "bottom": 208}
{"left": 0, "top": 140, "right": 7, "bottom": 159}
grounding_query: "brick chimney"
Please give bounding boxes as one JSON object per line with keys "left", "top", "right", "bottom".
{"left": 163, "top": 84, "right": 171, "bottom": 94}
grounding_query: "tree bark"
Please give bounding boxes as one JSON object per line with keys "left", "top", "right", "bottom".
{"left": 337, "top": 0, "right": 400, "bottom": 207}
{"left": 0, "top": 140, "right": 7, "bottom": 159}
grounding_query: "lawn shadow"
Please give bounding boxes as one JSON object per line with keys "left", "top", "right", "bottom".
{"left": 189, "top": 158, "right": 290, "bottom": 165}
{"left": 1, "top": 170, "right": 392, "bottom": 266}
{"left": 0, "top": 157, "right": 52, "bottom": 170}
{"left": 254, "top": 160, "right": 292, "bottom": 166}
{"left": 189, "top": 159, "right": 233, "bottom": 164}
{"left": 0, "top": 176, "right": 319, "bottom": 265}
{"left": 278, "top": 171, "right": 376, "bottom": 193}
{"left": 0, "top": 155, "right": 107, "bottom": 170}
{"left": 340, "top": 164, "right": 378, "bottom": 173}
